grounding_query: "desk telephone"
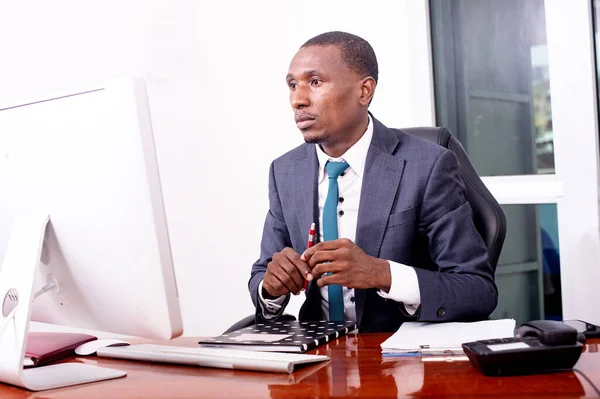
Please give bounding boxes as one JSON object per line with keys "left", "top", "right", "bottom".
{"left": 462, "top": 320, "right": 584, "bottom": 376}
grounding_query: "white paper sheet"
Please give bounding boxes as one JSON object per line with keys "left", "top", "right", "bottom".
{"left": 381, "top": 319, "right": 516, "bottom": 353}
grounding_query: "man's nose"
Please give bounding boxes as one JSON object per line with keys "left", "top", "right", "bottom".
{"left": 290, "top": 86, "right": 310, "bottom": 109}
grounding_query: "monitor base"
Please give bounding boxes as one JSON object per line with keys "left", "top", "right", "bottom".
{"left": 23, "top": 363, "right": 126, "bottom": 391}
{"left": 0, "top": 214, "right": 127, "bottom": 391}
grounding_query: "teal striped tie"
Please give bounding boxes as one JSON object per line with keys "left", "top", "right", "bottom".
{"left": 323, "top": 160, "right": 349, "bottom": 321}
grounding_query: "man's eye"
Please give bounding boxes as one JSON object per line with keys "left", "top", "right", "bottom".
{"left": 289, "top": 82, "right": 297, "bottom": 89}
{"left": 310, "top": 79, "right": 320, "bottom": 86}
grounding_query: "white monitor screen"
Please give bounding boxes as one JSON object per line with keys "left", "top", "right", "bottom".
{"left": 0, "top": 78, "right": 182, "bottom": 340}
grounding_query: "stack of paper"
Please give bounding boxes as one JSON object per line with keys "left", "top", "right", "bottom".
{"left": 381, "top": 319, "right": 516, "bottom": 356}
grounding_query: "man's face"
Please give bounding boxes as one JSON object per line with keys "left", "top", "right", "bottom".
{"left": 286, "top": 45, "right": 364, "bottom": 144}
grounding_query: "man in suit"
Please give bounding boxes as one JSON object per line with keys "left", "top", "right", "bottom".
{"left": 249, "top": 31, "right": 497, "bottom": 333}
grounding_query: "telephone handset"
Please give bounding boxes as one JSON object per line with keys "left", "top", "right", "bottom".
{"left": 519, "top": 319, "right": 584, "bottom": 345}
{"left": 462, "top": 320, "right": 584, "bottom": 376}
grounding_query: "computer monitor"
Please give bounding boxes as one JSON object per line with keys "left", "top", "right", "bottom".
{"left": 0, "top": 78, "right": 183, "bottom": 390}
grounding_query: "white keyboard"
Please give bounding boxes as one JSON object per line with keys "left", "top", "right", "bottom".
{"left": 96, "top": 344, "right": 330, "bottom": 374}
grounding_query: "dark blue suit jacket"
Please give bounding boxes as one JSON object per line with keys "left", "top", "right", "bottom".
{"left": 249, "top": 116, "right": 497, "bottom": 333}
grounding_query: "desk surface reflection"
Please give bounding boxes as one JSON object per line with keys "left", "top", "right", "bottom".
{"left": 1, "top": 334, "right": 599, "bottom": 398}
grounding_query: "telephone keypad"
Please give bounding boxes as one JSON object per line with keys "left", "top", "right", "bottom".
{"left": 478, "top": 337, "right": 522, "bottom": 345}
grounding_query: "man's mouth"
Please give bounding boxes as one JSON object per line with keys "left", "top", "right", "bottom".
{"left": 295, "top": 114, "right": 316, "bottom": 130}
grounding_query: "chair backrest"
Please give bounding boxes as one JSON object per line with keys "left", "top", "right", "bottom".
{"left": 401, "top": 127, "right": 507, "bottom": 271}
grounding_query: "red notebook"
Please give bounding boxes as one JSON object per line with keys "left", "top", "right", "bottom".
{"left": 24, "top": 332, "right": 97, "bottom": 367}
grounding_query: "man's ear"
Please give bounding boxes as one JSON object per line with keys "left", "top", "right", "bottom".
{"left": 359, "top": 77, "right": 376, "bottom": 106}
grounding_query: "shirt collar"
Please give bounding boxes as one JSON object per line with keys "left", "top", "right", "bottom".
{"left": 316, "top": 114, "right": 373, "bottom": 183}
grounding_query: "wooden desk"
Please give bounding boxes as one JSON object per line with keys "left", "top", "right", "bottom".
{"left": 1, "top": 334, "right": 599, "bottom": 398}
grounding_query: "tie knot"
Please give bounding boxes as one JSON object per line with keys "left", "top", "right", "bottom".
{"left": 325, "top": 161, "right": 349, "bottom": 179}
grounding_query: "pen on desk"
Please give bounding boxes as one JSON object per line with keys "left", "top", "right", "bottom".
{"left": 419, "top": 345, "right": 464, "bottom": 356}
{"left": 421, "top": 355, "right": 469, "bottom": 362}
{"left": 303, "top": 223, "right": 316, "bottom": 291}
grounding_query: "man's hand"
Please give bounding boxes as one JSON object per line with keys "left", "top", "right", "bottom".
{"left": 262, "top": 247, "right": 313, "bottom": 299}
{"left": 301, "top": 238, "right": 391, "bottom": 291}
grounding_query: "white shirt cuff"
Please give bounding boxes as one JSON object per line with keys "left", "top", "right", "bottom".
{"left": 377, "top": 260, "right": 421, "bottom": 315}
{"left": 258, "top": 280, "right": 287, "bottom": 319}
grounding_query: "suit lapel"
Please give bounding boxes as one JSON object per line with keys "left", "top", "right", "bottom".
{"left": 294, "top": 145, "right": 322, "bottom": 320}
{"left": 354, "top": 117, "right": 405, "bottom": 327}
{"left": 293, "top": 144, "right": 320, "bottom": 250}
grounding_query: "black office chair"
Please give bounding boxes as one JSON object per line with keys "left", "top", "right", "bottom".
{"left": 224, "top": 127, "right": 507, "bottom": 334}
{"left": 401, "top": 127, "right": 506, "bottom": 271}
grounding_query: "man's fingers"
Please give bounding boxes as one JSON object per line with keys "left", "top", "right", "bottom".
{"left": 306, "top": 248, "right": 347, "bottom": 268}
{"left": 301, "top": 239, "right": 347, "bottom": 261}
{"left": 285, "top": 252, "right": 313, "bottom": 282}
{"left": 263, "top": 273, "right": 286, "bottom": 297}
{"left": 270, "top": 265, "right": 299, "bottom": 295}
{"left": 278, "top": 257, "right": 304, "bottom": 294}
{"left": 316, "top": 273, "right": 340, "bottom": 288}
{"left": 311, "top": 261, "right": 343, "bottom": 279}
{"left": 278, "top": 248, "right": 313, "bottom": 286}
{"left": 274, "top": 269, "right": 299, "bottom": 295}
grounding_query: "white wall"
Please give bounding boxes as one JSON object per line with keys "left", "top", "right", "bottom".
{"left": 0, "top": 1, "right": 431, "bottom": 336}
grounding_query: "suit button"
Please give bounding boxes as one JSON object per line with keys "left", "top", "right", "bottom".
{"left": 339, "top": 197, "right": 344, "bottom": 203}
{"left": 350, "top": 296, "right": 355, "bottom": 303}
{"left": 437, "top": 308, "right": 446, "bottom": 318}
{"left": 339, "top": 210, "right": 344, "bottom": 216}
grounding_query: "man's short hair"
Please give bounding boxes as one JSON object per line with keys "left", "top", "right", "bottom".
{"left": 301, "top": 31, "right": 379, "bottom": 83}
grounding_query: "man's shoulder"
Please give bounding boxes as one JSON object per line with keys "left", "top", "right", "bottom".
{"left": 395, "top": 128, "right": 447, "bottom": 154}
{"left": 371, "top": 115, "right": 447, "bottom": 159}
{"left": 382, "top": 126, "right": 448, "bottom": 162}
{"left": 272, "top": 142, "right": 313, "bottom": 166}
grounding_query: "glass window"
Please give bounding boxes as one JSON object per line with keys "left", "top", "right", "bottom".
{"left": 491, "top": 204, "right": 562, "bottom": 325}
{"left": 429, "top": 0, "right": 554, "bottom": 176}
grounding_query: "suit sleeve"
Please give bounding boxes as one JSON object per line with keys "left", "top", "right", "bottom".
{"left": 249, "top": 161, "right": 291, "bottom": 322}
{"left": 414, "top": 150, "right": 498, "bottom": 321}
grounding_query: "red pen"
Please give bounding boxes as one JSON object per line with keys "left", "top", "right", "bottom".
{"left": 304, "top": 222, "right": 316, "bottom": 290}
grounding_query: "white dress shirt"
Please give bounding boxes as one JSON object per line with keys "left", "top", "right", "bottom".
{"left": 259, "top": 115, "right": 421, "bottom": 321}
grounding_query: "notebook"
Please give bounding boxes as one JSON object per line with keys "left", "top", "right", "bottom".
{"left": 198, "top": 320, "right": 356, "bottom": 353}
{"left": 24, "top": 332, "right": 97, "bottom": 367}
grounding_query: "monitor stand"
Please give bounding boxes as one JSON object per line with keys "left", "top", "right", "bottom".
{"left": 0, "top": 214, "right": 126, "bottom": 391}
